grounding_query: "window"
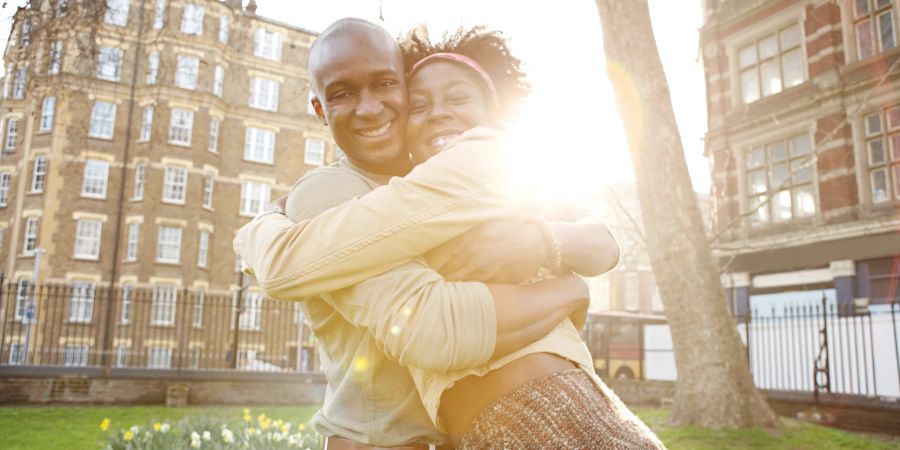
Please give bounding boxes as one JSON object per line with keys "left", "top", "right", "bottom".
{"left": 150, "top": 285, "right": 178, "bottom": 325}
{"left": 238, "top": 292, "right": 263, "bottom": 330}
{"left": 63, "top": 344, "right": 89, "bottom": 367}
{"left": 854, "top": 0, "right": 896, "bottom": 59}
{"left": 208, "top": 117, "right": 219, "bottom": 152}
{"left": 132, "top": 164, "right": 145, "bottom": 199}
{"left": 162, "top": 166, "right": 188, "bottom": 204}
{"left": 175, "top": 55, "right": 199, "bottom": 90}
{"left": 738, "top": 23, "right": 804, "bottom": 104}
{"left": 1, "top": 172, "right": 11, "bottom": 206}
{"left": 14, "top": 280, "right": 29, "bottom": 321}
{"left": 249, "top": 77, "right": 279, "bottom": 111}
{"left": 244, "top": 127, "right": 275, "bottom": 163}
{"left": 213, "top": 65, "right": 224, "bottom": 97}
{"left": 104, "top": 0, "right": 129, "bottom": 26}
{"left": 181, "top": 4, "right": 204, "bottom": 36}
{"left": 81, "top": 159, "right": 110, "bottom": 198}
{"left": 21, "top": 19, "right": 31, "bottom": 46}
{"left": 89, "top": 101, "right": 117, "bottom": 139}
{"left": 197, "top": 230, "right": 209, "bottom": 267}
{"left": 156, "top": 226, "right": 182, "bottom": 263}
{"left": 30, "top": 156, "right": 47, "bottom": 192}
{"left": 746, "top": 133, "right": 816, "bottom": 223}
{"left": 240, "top": 181, "right": 271, "bottom": 216}
{"left": 8, "top": 343, "right": 23, "bottom": 365}
{"left": 22, "top": 217, "right": 38, "bottom": 255}
{"left": 73, "top": 220, "right": 102, "bottom": 259}
{"left": 254, "top": 29, "right": 283, "bottom": 60}
{"left": 624, "top": 273, "right": 639, "bottom": 311}
{"left": 97, "top": 47, "right": 123, "bottom": 82}
{"left": 48, "top": 41, "right": 62, "bottom": 74}
{"left": 192, "top": 290, "right": 204, "bottom": 327}
{"left": 189, "top": 348, "right": 201, "bottom": 368}
{"left": 168, "top": 108, "right": 193, "bottom": 145}
{"left": 3, "top": 67, "right": 11, "bottom": 99}
{"left": 120, "top": 283, "right": 132, "bottom": 324}
{"left": 293, "top": 302, "right": 304, "bottom": 324}
{"left": 12, "top": 68, "right": 25, "bottom": 98}
{"left": 139, "top": 106, "right": 153, "bottom": 141}
{"left": 153, "top": 0, "right": 166, "bottom": 29}
{"left": 147, "top": 52, "right": 159, "bottom": 84}
{"left": 5, "top": 119, "right": 17, "bottom": 150}
{"left": 147, "top": 347, "right": 172, "bottom": 368}
{"left": 202, "top": 173, "right": 214, "bottom": 208}
{"left": 40, "top": 97, "right": 55, "bottom": 131}
{"left": 68, "top": 281, "right": 95, "bottom": 323}
{"left": 114, "top": 345, "right": 127, "bottom": 367}
{"left": 56, "top": 0, "right": 68, "bottom": 17}
{"left": 126, "top": 223, "right": 139, "bottom": 261}
{"left": 865, "top": 105, "right": 900, "bottom": 203}
{"left": 304, "top": 139, "right": 325, "bottom": 166}
{"left": 219, "top": 15, "right": 229, "bottom": 44}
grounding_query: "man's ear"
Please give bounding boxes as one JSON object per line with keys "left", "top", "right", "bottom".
{"left": 311, "top": 97, "right": 327, "bottom": 126}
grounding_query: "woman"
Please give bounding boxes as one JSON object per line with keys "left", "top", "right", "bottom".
{"left": 388, "top": 27, "right": 664, "bottom": 449}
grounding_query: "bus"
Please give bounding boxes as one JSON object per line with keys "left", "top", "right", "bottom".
{"left": 581, "top": 311, "right": 672, "bottom": 380}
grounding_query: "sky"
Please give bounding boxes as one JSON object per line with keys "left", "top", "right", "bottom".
{"left": 0, "top": 0, "right": 710, "bottom": 200}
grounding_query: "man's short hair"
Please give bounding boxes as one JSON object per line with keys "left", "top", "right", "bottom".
{"left": 308, "top": 18, "right": 397, "bottom": 96}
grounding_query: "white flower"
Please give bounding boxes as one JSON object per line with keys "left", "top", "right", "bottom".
{"left": 160, "top": 423, "right": 170, "bottom": 433}
{"left": 202, "top": 431, "right": 211, "bottom": 441}
{"left": 273, "top": 432, "right": 284, "bottom": 442}
{"left": 130, "top": 425, "right": 140, "bottom": 434}
{"left": 190, "top": 437, "right": 201, "bottom": 449}
{"left": 222, "top": 429, "right": 235, "bottom": 443}
{"left": 191, "top": 432, "right": 200, "bottom": 440}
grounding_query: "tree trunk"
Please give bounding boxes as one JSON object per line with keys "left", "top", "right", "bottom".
{"left": 593, "top": 0, "right": 779, "bottom": 429}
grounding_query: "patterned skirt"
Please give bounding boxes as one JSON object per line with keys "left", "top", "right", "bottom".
{"left": 457, "top": 369, "right": 665, "bottom": 450}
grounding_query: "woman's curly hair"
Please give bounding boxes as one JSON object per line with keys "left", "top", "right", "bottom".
{"left": 399, "top": 26, "right": 531, "bottom": 122}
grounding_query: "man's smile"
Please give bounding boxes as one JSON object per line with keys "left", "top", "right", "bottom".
{"left": 357, "top": 121, "right": 393, "bottom": 138}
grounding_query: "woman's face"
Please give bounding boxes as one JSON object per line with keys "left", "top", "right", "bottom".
{"left": 405, "top": 60, "right": 494, "bottom": 163}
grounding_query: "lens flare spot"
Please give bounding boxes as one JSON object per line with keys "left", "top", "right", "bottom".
{"left": 390, "top": 325, "right": 400, "bottom": 335}
{"left": 353, "top": 357, "right": 368, "bottom": 372}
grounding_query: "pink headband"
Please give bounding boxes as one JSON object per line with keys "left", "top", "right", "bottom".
{"left": 408, "top": 52, "right": 500, "bottom": 109}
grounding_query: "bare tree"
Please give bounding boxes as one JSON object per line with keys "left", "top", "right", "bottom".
{"left": 593, "top": 0, "right": 779, "bottom": 428}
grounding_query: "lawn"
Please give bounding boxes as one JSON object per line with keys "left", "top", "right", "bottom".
{"left": 1, "top": 405, "right": 898, "bottom": 449}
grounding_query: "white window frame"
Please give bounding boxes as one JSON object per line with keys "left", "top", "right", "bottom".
{"left": 97, "top": 47, "right": 123, "bottom": 82}
{"left": 132, "top": 164, "right": 146, "bottom": 200}
{"left": 89, "top": 101, "right": 117, "bottom": 139}
{"left": 40, "top": 96, "right": 55, "bottom": 132}
{"left": 147, "top": 347, "right": 173, "bottom": 368}
{"left": 22, "top": 217, "right": 38, "bottom": 256}
{"left": 120, "top": 283, "right": 132, "bottom": 324}
{"left": 864, "top": 105, "right": 900, "bottom": 203}
{"left": 68, "top": 281, "right": 95, "bottom": 323}
{"left": 126, "top": 222, "right": 139, "bottom": 261}
{"left": 852, "top": 0, "right": 897, "bottom": 60}
{"left": 197, "top": 230, "right": 209, "bottom": 268}
{"left": 192, "top": 290, "right": 204, "bottom": 328}
{"left": 81, "top": 159, "right": 110, "bottom": 199}
{"left": 139, "top": 106, "right": 153, "bottom": 142}
{"left": 208, "top": 117, "right": 220, "bottom": 152}
{"left": 73, "top": 219, "right": 102, "bottom": 260}
{"left": 63, "top": 344, "right": 89, "bottom": 367}
{"left": 162, "top": 166, "right": 188, "bottom": 204}
{"left": 168, "top": 108, "right": 193, "bottom": 146}
{"left": 147, "top": 52, "right": 160, "bottom": 84}
{"left": 14, "top": 279, "right": 29, "bottom": 321}
{"left": 12, "top": 68, "right": 25, "bottom": 99}
{"left": 114, "top": 345, "right": 128, "bottom": 367}
{"left": 21, "top": 19, "right": 31, "bottom": 46}
{"left": 48, "top": 41, "right": 62, "bottom": 75}
{"left": 150, "top": 285, "right": 178, "bottom": 326}
{"left": 202, "top": 173, "right": 214, "bottom": 208}
{"left": 240, "top": 181, "right": 271, "bottom": 217}
{"left": 8, "top": 343, "right": 23, "bottom": 365}
{"left": 304, "top": 139, "right": 325, "bottom": 166}
{"left": 153, "top": 0, "right": 166, "bottom": 29}
{"left": 180, "top": 4, "right": 204, "bottom": 36}
{"left": 156, "top": 225, "right": 182, "bottom": 263}
{"left": 213, "top": 65, "right": 224, "bottom": 97}
{"left": 30, "top": 156, "right": 47, "bottom": 193}
{"left": 239, "top": 292, "right": 263, "bottom": 331}
{"left": 737, "top": 23, "right": 805, "bottom": 104}
{"left": 104, "top": 0, "right": 129, "bottom": 26}
{"left": 244, "top": 127, "right": 275, "bottom": 163}
{"left": 219, "top": 15, "right": 229, "bottom": 44}
{"left": 254, "top": 28, "right": 283, "bottom": 61}
{"left": 4, "top": 119, "right": 17, "bottom": 150}
{"left": 175, "top": 55, "right": 199, "bottom": 90}
{"left": 0, "top": 172, "right": 9, "bottom": 206}
{"left": 744, "top": 132, "right": 817, "bottom": 224}
{"left": 249, "top": 77, "right": 279, "bottom": 111}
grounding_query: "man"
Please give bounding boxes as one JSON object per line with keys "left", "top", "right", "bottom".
{"left": 235, "top": 18, "right": 619, "bottom": 449}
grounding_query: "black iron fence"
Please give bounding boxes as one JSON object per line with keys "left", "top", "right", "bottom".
{"left": 737, "top": 297, "right": 900, "bottom": 400}
{"left": 0, "top": 280, "right": 319, "bottom": 373}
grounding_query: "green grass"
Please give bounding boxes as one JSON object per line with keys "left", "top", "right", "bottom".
{"left": 1, "top": 405, "right": 899, "bottom": 449}
{"left": 633, "top": 407, "right": 900, "bottom": 450}
{"left": 0, "top": 404, "right": 318, "bottom": 450}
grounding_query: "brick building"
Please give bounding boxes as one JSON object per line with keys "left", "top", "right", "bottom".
{"left": 701, "top": 0, "right": 900, "bottom": 316}
{"left": 0, "top": 0, "right": 333, "bottom": 370}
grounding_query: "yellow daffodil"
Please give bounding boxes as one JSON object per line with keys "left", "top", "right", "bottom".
{"left": 243, "top": 408, "right": 250, "bottom": 415}
{"left": 298, "top": 423, "right": 306, "bottom": 431}
{"left": 153, "top": 422, "right": 161, "bottom": 432}
{"left": 99, "top": 418, "right": 110, "bottom": 431}
{"left": 123, "top": 431, "right": 134, "bottom": 441}
{"left": 243, "top": 414, "right": 252, "bottom": 423}
{"left": 249, "top": 427, "right": 257, "bottom": 435}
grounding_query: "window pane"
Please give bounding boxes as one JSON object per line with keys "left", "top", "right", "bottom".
{"left": 890, "top": 133, "right": 900, "bottom": 160}
{"left": 872, "top": 168, "right": 889, "bottom": 202}
{"left": 791, "top": 160, "right": 813, "bottom": 183}
{"left": 858, "top": 19, "right": 875, "bottom": 59}
{"left": 792, "top": 185, "right": 816, "bottom": 217}
{"left": 781, "top": 48, "right": 804, "bottom": 88}
{"left": 780, "top": 25, "right": 802, "bottom": 50}
{"left": 768, "top": 141, "right": 788, "bottom": 162}
{"left": 748, "top": 169, "right": 767, "bottom": 194}
{"left": 772, "top": 190, "right": 792, "bottom": 221}
{"left": 739, "top": 45, "right": 757, "bottom": 69}
{"left": 750, "top": 194, "right": 769, "bottom": 223}
{"left": 759, "top": 34, "right": 778, "bottom": 60}
{"left": 747, "top": 146, "right": 766, "bottom": 169}
{"left": 887, "top": 106, "right": 900, "bottom": 130}
{"left": 770, "top": 163, "right": 790, "bottom": 189}
{"left": 741, "top": 69, "right": 760, "bottom": 104}
{"left": 855, "top": 0, "right": 870, "bottom": 18}
{"left": 790, "top": 134, "right": 812, "bottom": 156}
{"left": 760, "top": 59, "right": 782, "bottom": 96}
{"left": 878, "top": 11, "right": 895, "bottom": 51}
{"left": 869, "top": 139, "right": 886, "bottom": 164}
{"left": 865, "top": 113, "right": 882, "bottom": 135}
{"left": 876, "top": 0, "right": 891, "bottom": 8}
{"left": 893, "top": 165, "right": 900, "bottom": 199}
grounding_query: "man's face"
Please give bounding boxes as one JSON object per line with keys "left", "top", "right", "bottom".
{"left": 310, "top": 31, "right": 409, "bottom": 175}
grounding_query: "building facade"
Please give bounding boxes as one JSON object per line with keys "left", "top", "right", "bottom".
{"left": 0, "top": 0, "right": 333, "bottom": 370}
{"left": 701, "top": 0, "right": 900, "bottom": 316}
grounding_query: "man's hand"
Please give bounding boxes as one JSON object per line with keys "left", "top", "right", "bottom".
{"left": 442, "top": 221, "right": 548, "bottom": 283}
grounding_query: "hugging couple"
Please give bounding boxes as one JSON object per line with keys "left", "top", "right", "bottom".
{"left": 234, "top": 17, "right": 664, "bottom": 450}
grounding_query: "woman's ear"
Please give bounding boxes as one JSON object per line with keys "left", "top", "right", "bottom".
{"left": 311, "top": 97, "right": 328, "bottom": 126}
